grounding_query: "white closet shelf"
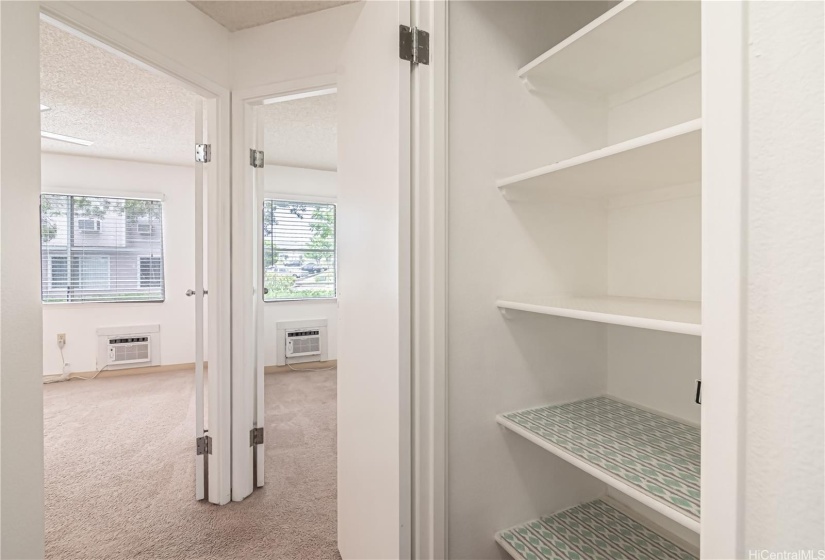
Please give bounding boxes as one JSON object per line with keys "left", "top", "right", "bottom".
{"left": 497, "top": 397, "right": 701, "bottom": 533}
{"left": 496, "top": 499, "right": 697, "bottom": 560}
{"left": 496, "top": 296, "right": 701, "bottom": 336}
{"left": 518, "top": 0, "right": 701, "bottom": 95}
{"left": 497, "top": 120, "right": 702, "bottom": 198}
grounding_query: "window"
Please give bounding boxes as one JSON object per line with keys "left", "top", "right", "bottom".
{"left": 49, "top": 256, "right": 68, "bottom": 289}
{"left": 40, "top": 194, "right": 165, "bottom": 303}
{"left": 262, "top": 200, "right": 336, "bottom": 301}
{"left": 139, "top": 256, "right": 163, "bottom": 288}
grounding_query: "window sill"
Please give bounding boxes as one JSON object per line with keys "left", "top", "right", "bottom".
{"left": 264, "top": 298, "right": 337, "bottom": 304}
{"left": 42, "top": 299, "right": 166, "bottom": 308}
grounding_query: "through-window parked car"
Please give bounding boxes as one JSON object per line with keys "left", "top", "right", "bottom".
{"left": 301, "top": 262, "right": 326, "bottom": 275}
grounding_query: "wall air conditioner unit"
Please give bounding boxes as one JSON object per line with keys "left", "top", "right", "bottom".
{"left": 77, "top": 218, "right": 101, "bottom": 232}
{"left": 286, "top": 329, "right": 321, "bottom": 358}
{"left": 276, "top": 319, "right": 327, "bottom": 365}
{"left": 107, "top": 336, "right": 151, "bottom": 365}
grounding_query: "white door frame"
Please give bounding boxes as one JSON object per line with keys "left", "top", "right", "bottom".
{"left": 229, "top": 74, "right": 338, "bottom": 501}
{"left": 700, "top": 1, "right": 747, "bottom": 557}
{"left": 38, "top": 3, "right": 234, "bottom": 506}
{"left": 419, "top": 3, "right": 750, "bottom": 558}
{"left": 410, "top": 1, "right": 448, "bottom": 558}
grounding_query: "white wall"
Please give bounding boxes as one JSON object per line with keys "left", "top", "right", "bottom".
{"left": 263, "top": 165, "right": 338, "bottom": 365}
{"left": 0, "top": 3, "right": 45, "bottom": 556}
{"left": 230, "top": 3, "right": 362, "bottom": 91}
{"left": 40, "top": 153, "right": 197, "bottom": 376}
{"left": 744, "top": 1, "right": 824, "bottom": 553}
{"left": 447, "top": 4, "right": 616, "bottom": 558}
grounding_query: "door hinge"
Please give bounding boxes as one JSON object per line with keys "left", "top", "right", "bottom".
{"left": 694, "top": 380, "right": 702, "bottom": 405}
{"left": 250, "top": 149, "right": 264, "bottom": 169}
{"left": 250, "top": 427, "right": 264, "bottom": 446}
{"left": 196, "top": 435, "right": 212, "bottom": 455}
{"left": 399, "top": 25, "right": 430, "bottom": 65}
{"left": 195, "top": 143, "right": 211, "bottom": 163}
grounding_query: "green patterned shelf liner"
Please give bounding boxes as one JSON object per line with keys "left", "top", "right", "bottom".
{"left": 501, "top": 396, "right": 700, "bottom": 521}
{"left": 496, "top": 499, "right": 697, "bottom": 560}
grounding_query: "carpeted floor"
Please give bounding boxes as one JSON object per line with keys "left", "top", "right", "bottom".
{"left": 43, "top": 368, "right": 339, "bottom": 560}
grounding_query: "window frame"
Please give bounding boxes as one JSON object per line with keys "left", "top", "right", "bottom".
{"left": 261, "top": 198, "right": 338, "bottom": 303}
{"left": 40, "top": 193, "right": 166, "bottom": 304}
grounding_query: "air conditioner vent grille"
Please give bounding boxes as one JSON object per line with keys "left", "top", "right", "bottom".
{"left": 286, "top": 329, "right": 322, "bottom": 358}
{"left": 108, "top": 336, "right": 151, "bottom": 365}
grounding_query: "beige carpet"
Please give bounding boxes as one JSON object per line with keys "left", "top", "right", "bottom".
{"left": 43, "top": 368, "right": 339, "bottom": 560}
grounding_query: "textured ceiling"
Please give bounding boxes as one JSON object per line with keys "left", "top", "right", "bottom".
{"left": 188, "top": 0, "right": 359, "bottom": 32}
{"left": 41, "top": 20, "right": 335, "bottom": 170}
{"left": 40, "top": 21, "right": 198, "bottom": 166}
{"left": 259, "top": 93, "right": 337, "bottom": 171}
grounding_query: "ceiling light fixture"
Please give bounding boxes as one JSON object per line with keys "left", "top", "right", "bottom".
{"left": 262, "top": 87, "right": 337, "bottom": 105}
{"left": 40, "top": 104, "right": 50, "bottom": 111}
{"left": 41, "top": 131, "right": 94, "bottom": 146}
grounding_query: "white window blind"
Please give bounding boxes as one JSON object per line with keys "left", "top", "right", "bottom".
{"left": 262, "top": 200, "right": 336, "bottom": 301}
{"left": 40, "top": 194, "right": 165, "bottom": 303}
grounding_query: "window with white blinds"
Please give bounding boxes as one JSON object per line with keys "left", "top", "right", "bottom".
{"left": 262, "top": 200, "right": 336, "bottom": 301}
{"left": 40, "top": 194, "right": 165, "bottom": 303}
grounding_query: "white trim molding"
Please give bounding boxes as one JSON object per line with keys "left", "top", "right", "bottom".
{"left": 700, "top": 1, "right": 747, "bottom": 558}
{"left": 411, "top": 0, "right": 449, "bottom": 558}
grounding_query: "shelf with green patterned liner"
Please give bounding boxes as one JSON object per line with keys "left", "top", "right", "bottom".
{"left": 497, "top": 396, "right": 700, "bottom": 533}
{"left": 496, "top": 499, "right": 697, "bottom": 560}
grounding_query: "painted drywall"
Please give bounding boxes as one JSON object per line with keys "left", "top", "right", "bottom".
{"left": 744, "top": 1, "right": 825, "bottom": 553}
{"left": 604, "top": 74, "right": 702, "bottom": 428}
{"left": 230, "top": 2, "right": 362, "bottom": 91}
{"left": 0, "top": 2, "right": 45, "bottom": 557}
{"left": 335, "top": 2, "right": 412, "bottom": 557}
{"left": 40, "top": 153, "right": 198, "bottom": 376}
{"left": 263, "top": 165, "right": 338, "bottom": 365}
{"left": 447, "top": 3, "right": 620, "bottom": 558}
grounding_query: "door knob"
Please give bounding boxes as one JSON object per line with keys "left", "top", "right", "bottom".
{"left": 186, "top": 289, "right": 208, "bottom": 297}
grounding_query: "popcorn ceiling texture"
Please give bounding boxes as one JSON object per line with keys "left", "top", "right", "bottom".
{"left": 40, "top": 20, "right": 336, "bottom": 170}
{"left": 259, "top": 92, "right": 337, "bottom": 171}
{"left": 40, "top": 21, "right": 198, "bottom": 166}
{"left": 188, "top": 0, "right": 359, "bottom": 32}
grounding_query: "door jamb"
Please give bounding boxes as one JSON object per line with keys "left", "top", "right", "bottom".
{"left": 700, "top": 2, "right": 747, "bottom": 557}
{"left": 411, "top": 0, "right": 448, "bottom": 558}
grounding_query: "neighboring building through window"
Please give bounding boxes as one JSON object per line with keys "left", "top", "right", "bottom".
{"left": 262, "top": 200, "right": 336, "bottom": 301}
{"left": 40, "top": 194, "right": 165, "bottom": 303}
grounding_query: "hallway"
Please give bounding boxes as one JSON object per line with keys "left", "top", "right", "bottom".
{"left": 43, "top": 368, "right": 338, "bottom": 560}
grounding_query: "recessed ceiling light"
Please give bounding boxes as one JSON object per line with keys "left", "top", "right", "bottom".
{"left": 41, "top": 131, "right": 93, "bottom": 146}
{"left": 40, "top": 104, "right": 50, "bottom": 111}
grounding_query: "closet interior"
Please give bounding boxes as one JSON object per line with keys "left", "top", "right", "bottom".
{"left": 447, "top": 1, "right": 703, "bottom": 558}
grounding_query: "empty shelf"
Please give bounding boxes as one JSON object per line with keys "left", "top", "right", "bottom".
{"left": 497, "top": 120, "right": 701, "bottom": 198}
{"left": 519, "top": 0, "right": 701, "bottom": 95}
{"left": 498, "top": 397, "right": 700, "bottom": 532}
{"left": 496, "top": 499, "right": 697, "bottom": 560}
{"left": 497, "top": 296, "right": 701, "bottom": 336}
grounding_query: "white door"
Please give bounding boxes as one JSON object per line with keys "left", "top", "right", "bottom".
{"left": 252, "top": 107, "right": 266, "bottom": 489}
{"left": 193, "top": 99, "right": 208, "bottom": 501}
{"left": 193, "top": 98, "right": 228, "bottom": 504}
{"left": 336, "top": 1, "right": 413, "bottom": 558}
{"left": 229, "top": 99, "right": 266, "bottom": 501}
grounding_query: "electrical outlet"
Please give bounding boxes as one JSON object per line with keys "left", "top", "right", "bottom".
{"left": 57, "top": 333, "right": 66, "bottom": 348}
